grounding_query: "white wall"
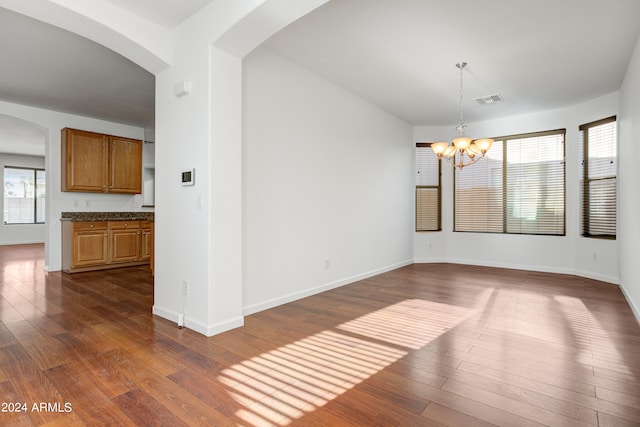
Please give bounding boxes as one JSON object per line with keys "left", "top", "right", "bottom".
{"left": 242, "top": 47, "right": 414, "bottom": 313}
{"left": 0, "top": 153, "right": 45, "bottom": 244}
{"left": 152, "top": 1, "right": 253, "bottom": 336}
{"left": 619, "top": 34, "right": 640, "bottom": 319}
{"left": 152, "top": 0, "right": 334, "bottom": 336}
{"left": 0, "top": 101, "right": 144, "bottom": 271}
{"left": 414, "top": 92, "right": 620, "bottom": 284}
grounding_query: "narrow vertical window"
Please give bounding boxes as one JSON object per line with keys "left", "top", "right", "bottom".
{"left": 580, "top": 116, "right": 616, "bottom": 239}
{"left": 416, "top": 143, "right": 441, "bottom": 231}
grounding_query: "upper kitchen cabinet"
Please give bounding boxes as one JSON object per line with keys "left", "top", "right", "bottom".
{"left": 109, "top": 135, "right": 142, "bottom": 193}
{"left": 61, "top": 128, "right": 142, "bottom": 194}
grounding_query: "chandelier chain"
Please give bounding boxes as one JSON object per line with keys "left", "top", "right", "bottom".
{"left": 459, "top": 63, "right": 464, "bottom": 128}
{"left": 456, "top": 62, "right": 467, "bottom": 133}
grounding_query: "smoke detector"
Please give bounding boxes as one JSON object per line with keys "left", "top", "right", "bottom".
{"left": 474, "top": 94, "right": 504, "bottom": 105}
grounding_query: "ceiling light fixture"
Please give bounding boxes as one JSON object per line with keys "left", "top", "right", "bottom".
{"left": 431, "top": 62, "right": 493, "bottom": 169}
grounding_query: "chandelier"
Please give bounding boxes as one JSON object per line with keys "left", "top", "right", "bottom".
{"left": 431, "top": 62, "right": 493, "bottom": 169}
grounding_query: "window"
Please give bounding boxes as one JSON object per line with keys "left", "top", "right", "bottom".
{"left": 454, "top": 129, "right": 565, "bottom": 235}
{"left": 416, "top": 143, "right": 441, "bottom": 231}
{"left": 580, "top": 116, "right": 616, "bottom": 239}
{"left": 4, "top": 167, "right": 46, "bottom": 224}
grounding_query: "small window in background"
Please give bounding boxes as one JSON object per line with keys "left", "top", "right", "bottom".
{"left": 4, "top": 167, "right": 46, "bottom": 224}
{"left": 416, "top": 143, "right": 441, "bottom": 231}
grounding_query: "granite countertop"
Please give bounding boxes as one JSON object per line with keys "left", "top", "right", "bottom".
{"left": 61, "top": 212, "right": 154, "bottom": 222}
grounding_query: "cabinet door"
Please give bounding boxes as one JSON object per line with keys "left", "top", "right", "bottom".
{"left": 109, "top": 137, "right": 142, "bottom": 193}
{"left": 62, "top": 128, "right": 108, "bottom": 192}
{"left": 140, "top": 222, "right": 152, "bottom": 261}
{"left": 72, "top": 222, "right": 108, "bottom": 267}
{"left": 109, "top": 222, "right": 140, "bottom": 263}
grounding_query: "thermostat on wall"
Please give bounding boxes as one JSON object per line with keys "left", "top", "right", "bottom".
{"left": 181, "top": 168, "right": 195, "bottom": 186}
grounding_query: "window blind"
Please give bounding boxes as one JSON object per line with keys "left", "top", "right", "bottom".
{"left": 416, "top": 144, "right": 441, "bottom": 231}
{"left": 454, "top": 130, "right": 565, "bottom": 235}
{"left": 580, "top": 116, "right": 616, "bottom": 239}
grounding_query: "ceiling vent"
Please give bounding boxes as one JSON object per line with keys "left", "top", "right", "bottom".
{"left": 474, "top": 94, "right": 504, "bottom": 105}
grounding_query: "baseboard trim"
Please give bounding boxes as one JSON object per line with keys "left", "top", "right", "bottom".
{"left": 243, "top": 259, "right": 413, "bottom": 316}
{"left": 619, "top": 281, "right": 640, "bottom": 325}
{"left": 573, "top": 269, "right": 618, "bottom": 285}
{"left": 152, "top": 305, "right": 181, "bottom": 325}
{"left": 203, "top": 317, "right": 245, "bottom": 337}
{"left": 152, "top": 305, "right": 244, "bottom": 337}
{"left": 414, "top": 258, "right": 618, "bottom": 285}
{"left": 158, "top": 259, "right": 631, "bottom": 335}
{"left": 0, "top": 240, "right": 44, "bottom": 246}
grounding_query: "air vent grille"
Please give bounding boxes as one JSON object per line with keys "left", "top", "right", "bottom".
{"left": 474, "top": 94, "right": 504, "bottom": 105}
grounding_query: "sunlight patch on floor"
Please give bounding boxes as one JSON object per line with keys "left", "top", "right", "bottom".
{"left": 218, "top": 299, "right": 476, "bottom": 425}
{"left": 338, "top": 299, "right": 477, "bottom": 349}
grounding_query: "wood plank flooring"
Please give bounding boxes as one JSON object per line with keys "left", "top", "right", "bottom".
{"left": 1, "top": 243, "right": 640, "bottom": 426}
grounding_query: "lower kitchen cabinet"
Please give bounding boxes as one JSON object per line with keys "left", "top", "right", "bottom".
{"left": 140, "top": 221, "right": 152, "bottom": 262}
{"left": 62, "top": 220, "right": 153, "bottom": 273}
{"left": 109, "top": 221, "right": 141, "bottom": 263}
{"left": 67, "top": 221, "right": 109, "bottom": 268}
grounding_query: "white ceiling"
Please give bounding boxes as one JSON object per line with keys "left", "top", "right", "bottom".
{"left": 263, "top": 0, "right": 640, "bottom": 126}
{"left": 1, "top": 0, "right": 640, "bottom": 155}
{"left": 105, "top": 0, "right": 213, "bottom": 29}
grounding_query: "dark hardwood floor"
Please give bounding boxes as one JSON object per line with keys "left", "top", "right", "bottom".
{"left": 1, "top": 243, "right": 640, "bottom": 426}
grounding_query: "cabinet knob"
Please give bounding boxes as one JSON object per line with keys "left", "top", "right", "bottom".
{"left": 124, "top": 223, "right": 128, "bottom": 227}
{"left": 90, "top": 224, "right": 94, "bottom": 228}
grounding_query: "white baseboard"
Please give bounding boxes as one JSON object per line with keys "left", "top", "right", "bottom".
{"left": 152, "top": 305, "right": 244, "bottom": 337}
{"left": 619, "top": 281, "right": 640, "bottom": 325}
{"left": 203, "top": 317, "right": 245, "bottom": 337}
{"left": 414, "top": 258, "right": 617, "bottom": 285}
{"left": 573, "top": 269, "right": 618, "bottom": 285}
{"left": 242, "top": 259, "right": 413, "bottom": 316}
{"left": 0, "top": 240, "right": 44, "bottom": 246}
{"left": 412, "top": 257, "right": 448, "bottom": 264}
{"left": 152, "top": 305, "right": 181, "bottom": 325}
{"left": 157, "top": 258, "right": 634, "bottom": 336}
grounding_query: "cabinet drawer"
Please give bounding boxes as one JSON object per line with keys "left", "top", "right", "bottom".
{"left": 109, "top": 221, "right": 140, "bottom": 230}
{"left": 73, "top": 221, "right": 108, "bottom": 231}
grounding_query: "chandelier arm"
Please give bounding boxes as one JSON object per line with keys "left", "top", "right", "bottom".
{"left": 451, "top": 151, "right": 485, "bottom": 169}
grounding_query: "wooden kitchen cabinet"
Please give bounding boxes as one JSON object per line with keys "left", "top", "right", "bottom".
{"left": 61, "top": 128, "right": 142, "bottom": 194}
{"left": 61, "top": 128, "right": 108, "bottom": 192}
{"left": 140, "top": 221, "right": 152, "bottom": 262}
{"left": 109, "top": 221, "right": 140, "bottom": 263}
{"left": 62, "top": 219, "right": 153, "bottom": 273}
{"left": 109, "top": 136, "right": 142, "bottom": 193}
{"left": 62, "top": 221, "right": 109, "bottom": 270}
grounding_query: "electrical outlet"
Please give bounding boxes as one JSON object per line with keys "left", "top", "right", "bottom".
{"left": 182, "top": 280, "right": 188, "bottom": 295}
